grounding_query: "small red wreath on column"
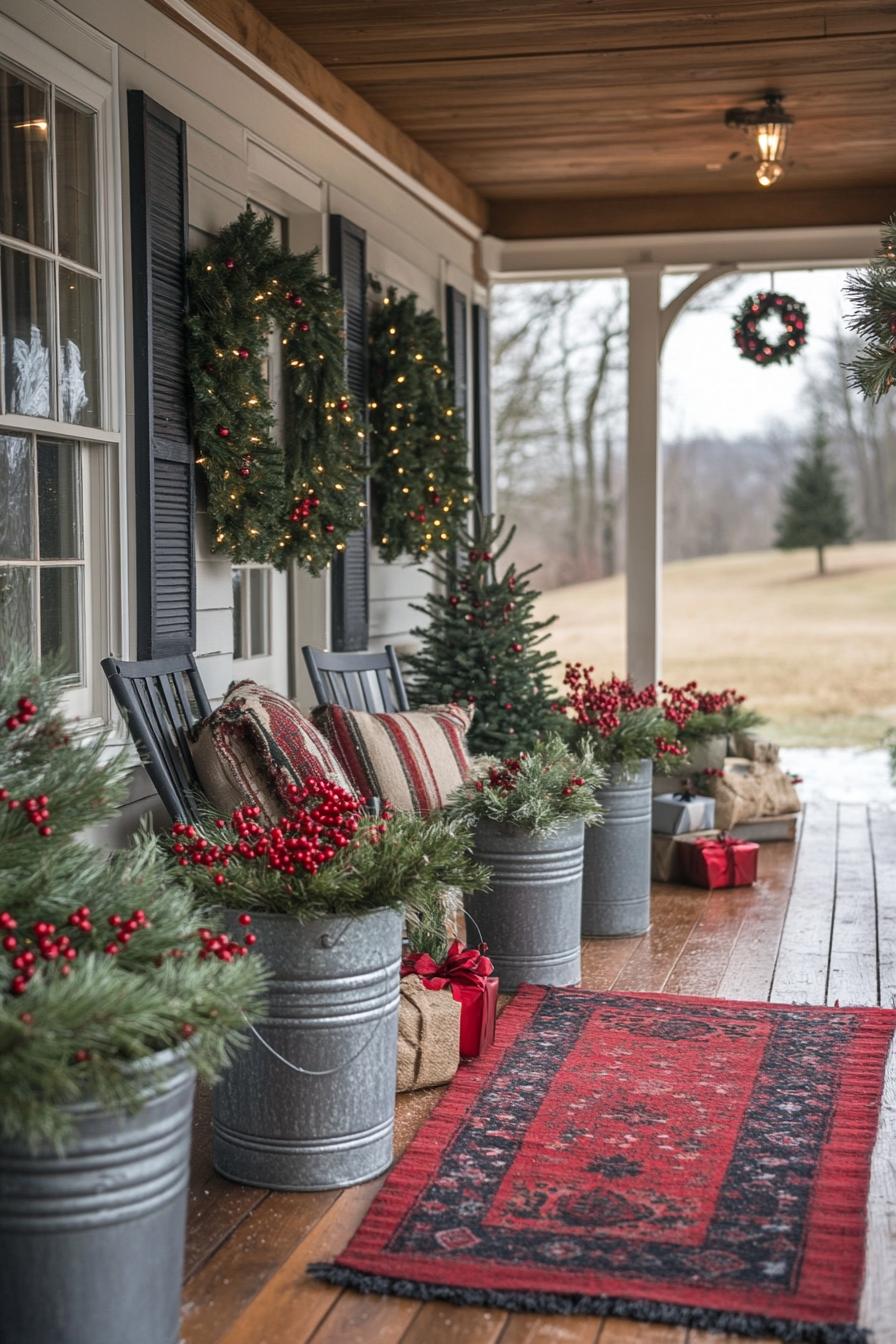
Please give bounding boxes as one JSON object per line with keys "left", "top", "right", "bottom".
{"left": 732, "top": 291, "right": 809, "bottom": 367}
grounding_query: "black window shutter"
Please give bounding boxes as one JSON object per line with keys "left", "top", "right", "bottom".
{"left": 472, "top": 302, "right": 494, "bottom": 514}
{"left": 328, "top": 215, "right": 369, "bottom": 651}
{"left": 445, "top": 284, "right": 469, "bottom": 434}
{"left": 128, "top": 91, "right": 194, "bottom": 660}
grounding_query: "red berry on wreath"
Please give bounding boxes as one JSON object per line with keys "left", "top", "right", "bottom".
{"left": 238, "top": 347, "right": 250, "bottom": 360}
{"left": 299, "top": 321, "right": 310, "bottom": 333}
{"left": 225, "top": 258, "right": 236, "bottom": 271}
{"left": 216, "top": 425, "right": 231, "bottom": 439}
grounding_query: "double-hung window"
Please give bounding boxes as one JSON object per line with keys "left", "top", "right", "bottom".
{"left": 0, "top": 46, "right": 119, "bottom": 723}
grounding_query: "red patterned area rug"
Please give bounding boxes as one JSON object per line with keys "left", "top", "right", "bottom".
{"left": 311, "top": 986, "right": 896, "bottom": 1343}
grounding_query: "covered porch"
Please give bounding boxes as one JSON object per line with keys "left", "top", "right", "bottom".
{"left": 2, "top": 0, "right": 894, "bottom": 1341}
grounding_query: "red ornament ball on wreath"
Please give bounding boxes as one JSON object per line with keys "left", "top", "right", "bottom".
{"left": 732, "top": 291, "right": 808, "bottom": 367}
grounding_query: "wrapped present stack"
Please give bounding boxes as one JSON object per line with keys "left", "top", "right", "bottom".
{"left": 652, "top": 729, "right": 800, "bottom": 890}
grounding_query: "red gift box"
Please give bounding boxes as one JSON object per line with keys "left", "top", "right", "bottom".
{"left": 679, "top": 833, "right": 759, "bottom": 889}
{"left": 400, "top": 941, "right": 498, "bottom": 1059}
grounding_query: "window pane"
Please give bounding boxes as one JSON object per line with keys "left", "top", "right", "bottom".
{"left": 1, "top": 246, "right": 53, "bottom": 417}
{"left": 0, "top": 565, "right": 35, "bottom": 663}
{"left": 249, "top": 568, "right": 270, "bottom": 657}
{"left": 232, "top": 568, "right": 243, "bottom": 657}
{"left": 38, "top": 437, "right": 81, "bottom": 559}
{"left": 59, "top": 267, "right": 100, "bottom": 426}
{"left": 40, "top": 565, "right": 80, "bottom": 680}
{"left": 0, "top": 65, "right": 51, "bottom": 250}
{"left": 55, "top": 99, "right": 97, "bottom": 269}
{"left": 0, "top": 435, "right": 33, "bottom": 559}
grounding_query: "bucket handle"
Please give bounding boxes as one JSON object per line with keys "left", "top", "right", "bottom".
{"left": 243, "top": 925, "right": 395, "bottom": 1078}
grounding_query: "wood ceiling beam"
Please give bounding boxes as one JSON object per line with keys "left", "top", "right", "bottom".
{"left": 148, "top": 0, "right": 488, "bottom": 232}
{"left": 489, "top": 187, "right": 896, "bottom": 241}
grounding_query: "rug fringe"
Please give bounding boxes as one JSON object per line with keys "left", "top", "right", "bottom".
{"left": 307, "top": 1263, "right": 871, "bottom": 1344}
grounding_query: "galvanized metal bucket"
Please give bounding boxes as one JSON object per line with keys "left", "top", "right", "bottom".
{"left": 583, "top": 758, "right": 652, "bottom": 937}
{"left": 213, "top": 906, "right": 403, "bottom": 1191}
{"left": 653, "top": 732, "right": 729, "bottom": 794}
{"left": 466, "top": 817, "right": 585, "bottom": 990}
{"left": 0, "top": 1049, "right": 195, "bottom": 1344}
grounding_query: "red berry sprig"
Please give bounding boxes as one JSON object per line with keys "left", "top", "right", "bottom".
{"left": 196, "top": 913, "right": 255, "bottom": 961}
{"left": 5, "top": 696, "right": 38, "bottom": 732}
{"left": 291, "top": 491, "right": 321, "bottom": 523}
{"left": 169, "top": 778, "right": 384, "bottom": 886}
{"left": 0, "top": 787, "right": 52, "bottom": 836}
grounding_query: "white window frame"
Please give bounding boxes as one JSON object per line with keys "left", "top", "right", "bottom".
{"left": 0, "top": 18, "right": 124, "bottom": 732}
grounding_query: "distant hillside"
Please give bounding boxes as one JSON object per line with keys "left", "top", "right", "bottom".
{"left": 538, "top": 541, "right": 896, "bottom": 747}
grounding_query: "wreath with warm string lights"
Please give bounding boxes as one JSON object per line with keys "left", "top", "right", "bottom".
{"left": 185, "top": 209, "right": 367, "bottom": 572}
{"left": 732, "top": 290, "right": 809, "bottom": 367}
{"left": 368, "top": 284, "right": 475, "bottom": 562}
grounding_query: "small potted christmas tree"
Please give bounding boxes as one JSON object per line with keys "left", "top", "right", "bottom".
{"left": 0, "top": 654, "right": 265, "bottom": 1344}
{"left": 560, "top": 667, "right": 687, "bottom": 936}
{"left": 169, "top": 787, "right": 482, "bottom": 1191}
{"left": 448, "top": 737, "right": 604, "bottom": 989}
{"left": 407, "top": 512, "right": 561, "bottom": 754}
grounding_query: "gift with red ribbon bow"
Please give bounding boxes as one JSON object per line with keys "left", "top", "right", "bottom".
{"left": 401, "top": 940, "right": 498, "bottom": 1058}
{"left": 677, "top": 832, "right": 759, "bottom": 890}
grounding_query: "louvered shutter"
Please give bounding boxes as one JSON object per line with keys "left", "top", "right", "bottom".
{"left": 445, "top": 284, "right": 469, "bottom": 432}
{"left": 328, "top": 215, "right": 369, "bottom": 651}
{"left": 472, "top": 302, "right": 494, "bottom": 514}
{"left": 128, "top": 91, "right": 194, "bottom": 659}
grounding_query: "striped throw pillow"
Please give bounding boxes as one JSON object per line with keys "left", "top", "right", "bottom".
{"left": 190, "top": 680, "right": 355, "bottom": 823}
{"left": 312, "top": 703, "right": 473, "bottom": 815}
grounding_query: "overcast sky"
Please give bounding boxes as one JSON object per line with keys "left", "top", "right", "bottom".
{"left": 661, "top": 267, "right": 856, "bottom": 441}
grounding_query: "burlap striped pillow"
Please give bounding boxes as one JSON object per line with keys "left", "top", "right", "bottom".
{"left": 190, "top": 680, "right": 355, "bottom": 823}
{"left": 312, "top": 703, "right": 473, "bottom": 815}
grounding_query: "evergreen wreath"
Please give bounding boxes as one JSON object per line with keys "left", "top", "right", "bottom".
{"left": 186, "top": 209, "right": 367, "bottom": 572}
{"left": 368, "top": 285, "right": 475, "bottom": 562}
{"left": 732, "top": 290, "right": 808, "bottom": 367}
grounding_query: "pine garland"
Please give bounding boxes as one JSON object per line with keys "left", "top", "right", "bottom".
{"left": 186, "top": 209, "right": 367, "bottom": 571}
{"left": 845, "top": 214, "right": 896, "bottom": 401}
{"left": 368, "top": 285, "right": 475, "bottom": 561}
{"left": 0, "top": 654, "right": 266, "bottom": 1148}
{"left": 407, "top": 513, "right": 562, "bottom": 754}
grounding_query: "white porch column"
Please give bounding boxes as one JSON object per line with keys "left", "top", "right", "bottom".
{"left": 625, "top": 263, "right": 662, "bottom": 688}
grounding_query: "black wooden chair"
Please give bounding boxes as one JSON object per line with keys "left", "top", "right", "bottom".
{"left": 302, "top": 645, "right": 410, "bottom": 713}
{"left": 101, "top": 652, "right": 212, "bottom": 822}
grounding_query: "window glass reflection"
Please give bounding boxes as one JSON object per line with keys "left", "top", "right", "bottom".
{"left": 38, "top": 437, "right": 81, "bottom": 559}
{"left": 58, "top": 267, "right": 100, "bottom": 426}
{"left": 0, "top": 65, "right": 51, "bottom": 250}
{"left": 1, "top": 246, "right": 53, "bottom": 418}
{"left": 0, "top": 435, "right": 33, "bottom": 559}
{"left": 55, "top": 99, "right": 97, "bottom": 269}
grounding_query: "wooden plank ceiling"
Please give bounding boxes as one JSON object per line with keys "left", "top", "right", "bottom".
{"left": 200, "top": 0, "right": 896, "bottom": 238}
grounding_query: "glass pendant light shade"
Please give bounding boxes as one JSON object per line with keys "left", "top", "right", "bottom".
{"left": 726, "top": 93, "right": 793, "bottom": 188}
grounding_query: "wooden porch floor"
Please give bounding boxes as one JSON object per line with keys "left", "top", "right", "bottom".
{"left": 181, "top": 801, "right": 896, "bottom": 1344}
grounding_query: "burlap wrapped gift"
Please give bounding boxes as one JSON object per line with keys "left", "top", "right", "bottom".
{"left": 733, "top": 729, "right": 780, "bottom": 766}
{"left": 396, "top": 975, "right": 461, "bottom": 1092}
{"left": 709, "top": 758, "right": 800, "bottom": 831}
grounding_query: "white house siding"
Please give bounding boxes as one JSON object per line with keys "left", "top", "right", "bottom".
{"left": 2, "top": 0, "right": 482, "bottom": 839}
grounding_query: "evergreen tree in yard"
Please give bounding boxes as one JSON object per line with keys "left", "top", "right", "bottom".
{"left": 407, "top": 513, "right": 561, "bottom": 754}
{"left": 774, "top": 422, "right": 854, "bottom": 575}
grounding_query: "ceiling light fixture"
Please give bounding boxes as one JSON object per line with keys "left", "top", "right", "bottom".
{"left": 725, "top": 92, "right": 793, "bottom": 188}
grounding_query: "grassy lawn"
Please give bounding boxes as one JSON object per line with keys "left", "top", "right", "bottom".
{"left": 538, "top": 540, "right": 896, "bottom": 747}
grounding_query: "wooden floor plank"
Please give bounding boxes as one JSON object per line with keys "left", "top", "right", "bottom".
{"left": 661, "top": 887, "right": 751, "bottom": 998}
{"left": 771, "top": 800, "right": 838, "bottom": 1004}
{"left": 309, "top": 1285, "right": 421, "bottom": 1343}
{"left": 870, "top": 808, "right": 896, "bottom": 1007}
{"left": 601, "top": 1321, "right": 684, "bottom": 1344}
{"left": 498, "top": 1315, "right": 603, "bottom": 1342}
{"left": 214, "top": 1181, "right": 384, "bottom": 1344}
{"left": 182, "top": 1190, "right": 338, "bottom": 1344}
{"left": 185, "top": 1086, "right": 269, "bottom": 1278}
{"left": 400, "top": 1301, "right": 507, "bottom": 1342}
{"left": 828, "top": 805, "right": 878, "bottom": 1007}
{"left": 715, "top": 838, "right": 800, "bottom": 1002}
{"left": 611, "top": 887, "right": 709, "bottom": 994}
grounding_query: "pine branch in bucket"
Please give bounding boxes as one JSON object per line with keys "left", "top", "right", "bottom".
{"left": 446, "top": 737, "right": 605, "bottom": 837}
